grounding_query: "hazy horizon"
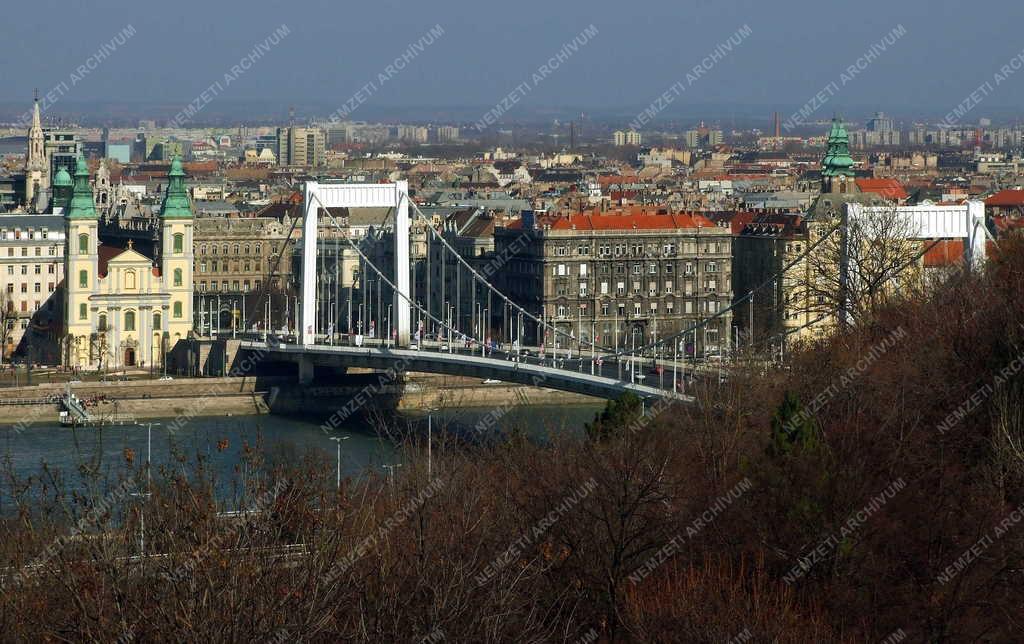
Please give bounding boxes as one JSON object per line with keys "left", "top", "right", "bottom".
{"left": 3, "top": 0, "right": 1024, "bottom": 127}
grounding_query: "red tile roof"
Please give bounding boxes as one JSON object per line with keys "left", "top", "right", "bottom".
{"left": 985, "top": 189, "right": 1024, "bottom": 207}
{"left": 548, "top": 212, "right": 717, "bottom": 231}
{"left": 855, "top": 178, "right": 908, "bottom": 200}
{"left": 97, "top": 245, "right": 127, "bottom": 278}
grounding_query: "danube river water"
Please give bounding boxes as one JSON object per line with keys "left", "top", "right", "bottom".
{"left": 0, "top": 404, "right": 602, "bottom": 503}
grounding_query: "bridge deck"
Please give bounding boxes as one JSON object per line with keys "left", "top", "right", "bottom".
{"left": 241, "top": 341, "right": 691, "bottom": 402}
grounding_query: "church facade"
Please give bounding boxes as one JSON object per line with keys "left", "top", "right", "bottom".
{"left": 63, "top": 157, "right": 194, "bottom": 370}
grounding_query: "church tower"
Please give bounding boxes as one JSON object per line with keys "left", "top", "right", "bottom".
{"left": 159, "top": 157, "right": 194, "bottom": 343}
{"left": 64, "top": 157, "right": 99, "bottom": 367}
{"left": 94, "top": 159, "right": 112, "bottom": 217}
{"left": 821, "top": 117, "right": 857, "bottom": 194}
{"left": 24, "top": 93, "right": 49, "bottom": 209}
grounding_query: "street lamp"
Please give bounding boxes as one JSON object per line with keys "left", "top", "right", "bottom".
{"left": 329, "top": 435, "right": 350, "bottom": 491}
{"left": 382, "top": 463, "right": 403, "bottom": 495}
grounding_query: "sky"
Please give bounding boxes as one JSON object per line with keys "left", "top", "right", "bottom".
{"left": 3, "top": 0, "right": 1024, "bottom": 123}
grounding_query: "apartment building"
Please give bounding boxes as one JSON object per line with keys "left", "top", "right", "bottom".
{"left": 0, "top": 214, "right": 66, "bottom": 360}
{"left": 495, "top": 212, "right": 733, "bottom": 356}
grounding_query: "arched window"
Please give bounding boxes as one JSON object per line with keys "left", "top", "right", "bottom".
{"left": 211, "top": 245, "right": 218, "bottom": 255}
{"left": 173, "top": 233, "right": 184, "bottom": 254}
{"left": 243, "top": 244, "right": 250, "bottom": 255}
{"left": 222, "top": 244, "right": 228, "bottom": 255}
{"left": 173, "top": 301, "right": 182, "bottom": 318}
{"left": 173, "top": 268, "right": 182, "bottom": 287}
{"left": 125, "top": 269, "right": 136, "bottom": 290}
{"left": 153, "top": 312, "right": 161, "bottom": 331}
{"left": 78, "top": 233, "right": 88, "bottom": 254}
{"left": 79, "top": 303, "right": 87, "bottom": 320}
{"left": 233, "top": 244, "right": 240, "bottom": 255}
{"left": 98, "top": 313, "right": 107, "bottom": 331}
{"left": 79, "top": 269, "right": 88, "bottom": 288}
{"left": 200, "top": 244, "right": 207, "bottom": 255}
{"left": 255, "top": 243, "right": 262, "bottom": 254}
{"left": 124, "top": 310, "right": 136, "bottom": 331}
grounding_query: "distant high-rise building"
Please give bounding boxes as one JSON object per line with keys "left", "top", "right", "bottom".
{"left": 435, "top": 126, "right": 460, "bottom": 143}
{"left": 276, "top": 126, "right": 325, "bottom": 167}
{"left": 685, "top": 128, "right": 722, "bottom": 148}
{"left": 867, "top": 112, "right": 895, "bottom": 133}
{"left": 612, "top": 130, "right": 642, "bottom": 146}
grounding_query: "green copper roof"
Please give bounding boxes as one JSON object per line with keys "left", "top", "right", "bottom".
{"left": 53, "top": 167, "right": 72, "bottom": 187}
{"left": 160, "top": 157, "right": 193, "bottom": 219}
{"left": 821, "top": 118, "right": 855, "bottom": 177}
{"left": 66, "top": 157, "right": 97, "bottom": 220}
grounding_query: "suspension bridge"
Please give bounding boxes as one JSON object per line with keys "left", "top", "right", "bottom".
{"left": 237, "top": 181, "right": 990, "bottom": 402}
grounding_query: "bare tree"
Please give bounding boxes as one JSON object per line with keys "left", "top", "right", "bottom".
{"left": 797, "top": 205, "right": 925, "bottom": 327}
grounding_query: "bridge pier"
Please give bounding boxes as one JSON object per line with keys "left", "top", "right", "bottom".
{"left": 298, "top": 354, "right": 314, "bottom": 385}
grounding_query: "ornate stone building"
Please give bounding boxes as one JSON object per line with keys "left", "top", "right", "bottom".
{"left": 63, "top": 157, "right": 194, "bottom": 370}
{"left": 496, "top": 212, "right": 733, "bottom": 356}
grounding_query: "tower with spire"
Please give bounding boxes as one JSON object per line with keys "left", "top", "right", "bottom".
{"left": 820, "top": 117, "right": 857, "bottom": 194}
{"left": 158, "top": 156, "right": 194, "bottom": 341}
{"left": 24, "top": 92, "right": 49, "bottom": 209}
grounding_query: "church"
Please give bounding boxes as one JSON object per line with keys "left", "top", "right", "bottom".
{"left": 63, "top": 156, "right": 194, "bottom": 370}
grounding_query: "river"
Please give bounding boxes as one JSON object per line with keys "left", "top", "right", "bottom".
{"left": 0, "top": 404, "right": 603, "bottom": 505}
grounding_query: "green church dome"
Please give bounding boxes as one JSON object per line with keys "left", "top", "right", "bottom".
{"left": 66, "top": 157, "right": 97, "bottom": 220}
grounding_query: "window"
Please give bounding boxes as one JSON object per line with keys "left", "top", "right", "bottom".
{"left": 684, "top": 262, "right": 693, "bottom": 275}
{"left": 233, "top": 244, "right": 240, "bottom": 255}
{"left": 79, "top": 269, "right": 88, "bottom": 288}
{"left": 600, "top": 281, "right": 609, "bottom": 295}
{"left": 579, "top": 263, "right": 588, "bottom": 276}
{"left": 124, "top": 310, "right": 136, "bottom": 332}
{"left": 632, "top": 264, "right": 641, "bottom": 275}
{"left": 98, "top": 313, "right": 107, "bottom": 331}
{"left": 634, "top": 303, "right": 641, "bottom": 316}
{"left": 707, "top": 262, "right": 718, "bottom": 273}
{"left": 649, "top": 263, "right": 657, "bottom": 274}
{"left": 200, "top": 262, "right": 207, "bottom": 273}
{"left": 557, "top": 305, "right": 567, "bottom": 318}
{"left": 666, "top": 264, "right": 673, "bottom": 274}
{"left": 650, "top": 302, "right": 658, "bottom": 313}
{"left": 244, "top": 244, "right": 250, "bottom": 255}
{"left": 34, "top": 247, "right": 40, "bottom": 256}
{"left": 666, "top": 300, "right": 674, "bottom": 312}
{"left": 173, "top": 301, "right": 182, "bottom": 318}
{"left": 20, "top": 284, "right": 26, "bottom": 293}
{"left": 34, "top": 265, "right": 40, "bottom": 274}
{"left": 33, "top": 283, "right": 40, "bottom": 293}
{"left": 255, "top": 243, "right": 262, "bottom": 254}
{"left": 616, "top": 281, "right": 625, "bottom": 296}
{"left": 579, "top": 281, "right": 588, "bottom": 296}
{"left": 79, "top": 303, "right": 87, "bottom": 320}
{"left": 632, "top": 281, "right": 641, "bottom": 294}
{"left": 173, "top": 233, "right": 184, "bottom": 254}
{"left": 79, "top": 233, "right": 89, "bottom": 254}
{"left": 665, "top": 281, "right": 673, "bottom": 294}
{"left": 685, "top": 300, "right": 693, "bottom": 314}
{"left": 648, "top": 281, "right": 657, "bottom": 296}
{"left": 173, "top": 268, "right": 183, "bottom": 287}
{"left": 200, "top": 244, "right": 207, "bottom": 255}
{"left": 48, "top": 264, "right": 54, "bottom": 274}
{"left": 557, "top": 264, "right": 567, "bottom": 276}
{"left": 153, "top": 312, "right": 161, "bottom": 331}
{"left": 601, "top": 302, "right": 609, "bottom": 315}
{"left": 211, "top": 245, "right": 218, "bottom": 255}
